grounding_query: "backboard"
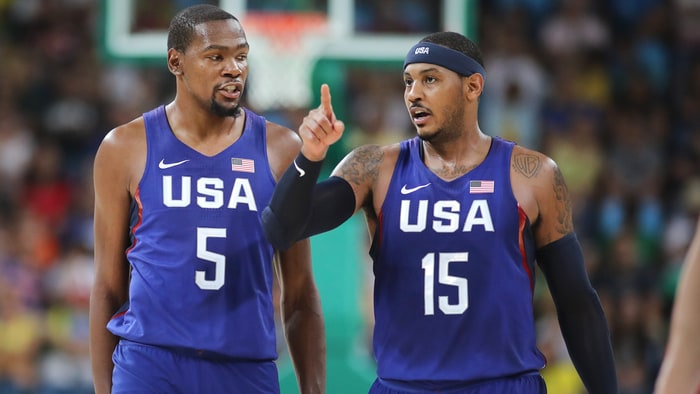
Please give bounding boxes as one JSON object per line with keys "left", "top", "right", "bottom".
{"left": 99, "top": 0, "right": 476, "bottom": 110}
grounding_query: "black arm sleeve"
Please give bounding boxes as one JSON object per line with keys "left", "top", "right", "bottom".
{"left": 536, "top": 233, "right": 618, "bottom": 394}
{"left": 262, "top": 153, "right": 356, "bottom": 251}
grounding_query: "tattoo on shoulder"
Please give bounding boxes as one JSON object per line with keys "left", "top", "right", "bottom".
{"left": 553, "top": 166, "right": 574, "bottom": 234}
{"left": 336, "top": 145, "right": 382, "bottom": 186}
{"left": 512, "top": 154, "right": 541, "bottom": 178}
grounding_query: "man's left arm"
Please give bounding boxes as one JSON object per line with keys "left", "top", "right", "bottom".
{"left": 536, "top": 233, "right": 618, "bottom": 393}
{"left": 532, "top": 161, "right": 618, "bottom": 393}
{"left": 275, "top": 238, "right": 326, "bottom": 394}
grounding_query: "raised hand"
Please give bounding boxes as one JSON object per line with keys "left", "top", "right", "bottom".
{"left": 299, "top": 84, "right": 345, "bottom": 161}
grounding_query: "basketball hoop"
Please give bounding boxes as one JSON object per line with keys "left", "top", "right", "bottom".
{"left": 242, "top": 12, "right": 328, "bottom": 111}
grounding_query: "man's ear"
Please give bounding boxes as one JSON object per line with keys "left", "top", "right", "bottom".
{"left": 167, "top": 48, "right": 183, "bottom": 76}
{"left": 464, "top": 73, "right": 484, "bottom": 102}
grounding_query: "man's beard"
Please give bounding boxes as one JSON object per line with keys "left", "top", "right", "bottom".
{"left": 417, "top": 103, "right": 464, "bottom": 144}
{"left": 210, "top": 100, "right": 241, "bottom": 118}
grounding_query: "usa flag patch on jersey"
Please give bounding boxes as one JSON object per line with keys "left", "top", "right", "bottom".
{"left": 231, "top": 158, "right": 255, "bottom": 173}
{"left": 470, "top": 180, "right": 494, "bottom": 194}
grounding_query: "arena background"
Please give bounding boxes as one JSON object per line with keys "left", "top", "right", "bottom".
{"left": 0, "top": 0, "right": 697, "bottom": 393}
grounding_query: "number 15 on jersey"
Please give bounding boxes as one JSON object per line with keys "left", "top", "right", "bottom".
{"left": 422, "top": 252, "right": 469, "bottom": 316}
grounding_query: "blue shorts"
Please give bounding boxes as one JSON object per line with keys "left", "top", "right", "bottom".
{"left": 369, "top": 372, "right": 546, "bottom": 394}
{"left": 112, "top": 340, "right": 280, "bottom": 394}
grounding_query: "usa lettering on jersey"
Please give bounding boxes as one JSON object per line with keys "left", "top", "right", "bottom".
{"left": 399, "top": 199, "right": 494, "bottom": 233}
{"left": 161, "top": 176, "right": 257, "bottom": 210}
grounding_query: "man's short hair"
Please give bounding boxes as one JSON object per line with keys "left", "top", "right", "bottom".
{"left": 167, "top": 4, "right": 239, "bottom": 52}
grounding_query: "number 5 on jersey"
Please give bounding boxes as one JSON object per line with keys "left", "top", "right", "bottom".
{"left": 196, "top": 227, "right": 226, "bottom": 290}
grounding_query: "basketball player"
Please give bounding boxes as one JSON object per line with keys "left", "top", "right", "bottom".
{"left": 654, "top": 217, "right": 700, "bottom": 393}
{"left": 90, "top": 5, "right": 325, "bottom": 394}
{"left": 262, "top": 32, "right": 617, "bottom": 393}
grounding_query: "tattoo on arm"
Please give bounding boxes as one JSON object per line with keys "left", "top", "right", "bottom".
{"left": 512, "top": 154, "right": 541, "bottom": 178}
{"left": 553, "top": 166, "right": 574, "bottom": 235}
{"left": 335, "top": 145, "right": 382, "bottom": 186}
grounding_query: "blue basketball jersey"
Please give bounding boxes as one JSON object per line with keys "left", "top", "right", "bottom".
{"left": 107, "top": 105, "right": 278, "bottom": 361}
{"left": 370, "top": 137, "right": 545, "bottom": 386}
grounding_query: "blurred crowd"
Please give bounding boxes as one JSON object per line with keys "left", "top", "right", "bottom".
{"left": 0, "top": 0, "right": 697, "bottom": 393}
{"left": 479, "top": 1, "right": 697, "bottom": 392}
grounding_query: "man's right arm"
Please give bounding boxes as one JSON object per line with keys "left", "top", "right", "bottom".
{"left": 262, "top": 84, "right": 354, "bottom": 250}
{"left": 262, "top": 156, "right": 356, "bottom": 251}
{"left": 527, "top": 155, "right": 617, "bottom": 393}
{"left": 89, "top": 128, "right": 134, "bottom": 394}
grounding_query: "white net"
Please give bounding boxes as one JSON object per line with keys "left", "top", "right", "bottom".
{"left": 243, "top": 13, "right": 328, "bottom": 111}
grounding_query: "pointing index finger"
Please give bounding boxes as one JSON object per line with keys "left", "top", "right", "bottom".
{"left": 320, "top": 83, "right": 333, "bottom": 120}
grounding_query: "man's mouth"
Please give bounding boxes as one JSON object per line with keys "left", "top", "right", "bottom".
{"left": 410, "top": 107, "right": 431, "bottom": 125}
{"left": 219, "top": 83, "right": 242, "bottom": 99}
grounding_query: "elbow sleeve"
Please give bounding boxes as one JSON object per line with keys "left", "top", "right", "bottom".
{"left": 262, "top": 152, "right": 356, "bottom": 251}
{"left": 263, "top": 153, "right": 323, "bottom": 250}
{"left": 536, "top": 233, "right": 594, "bottom": 307}
{"left": 302, "top": 176, "right": 356, "bottom": 239}
{"left": 262, "top": 206, "right": 296, "bottom": 251}
{"left": 536, "top": 233, "right": 618, "bottom": 393}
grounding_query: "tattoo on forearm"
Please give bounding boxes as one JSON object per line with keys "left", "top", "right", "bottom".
{"left": 553, "top": 166, "right": 574, "bottom": 234}
{"left": 512, "top": 154, "right": 541, "bottom": 178}
{"left": 336, "top": 145, "right": 382, "bottom": 186}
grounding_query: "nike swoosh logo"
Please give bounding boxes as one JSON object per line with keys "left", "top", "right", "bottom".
{"left": 158, "top": 159, "right": 190, "bottom": 169}
{"left": 293, "top": 160, "right": 305, "bottom": 177}
{"left": 400, "top": 183, "right": 431, "bottom": 194}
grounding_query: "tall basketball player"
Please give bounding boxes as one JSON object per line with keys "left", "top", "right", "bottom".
{"left": 262, "top": 31, "right": 617, "bottom": 393}
{"left": 90, "top": 5, "right": 325, "bottom": 394}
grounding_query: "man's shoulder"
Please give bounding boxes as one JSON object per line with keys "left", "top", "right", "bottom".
{"left": 511, "top": 144, "right": 557, "bottom": 175}
{"left": 336, "top": 143, "right": 400, "bottom": 184}
{"left": 345, "top": 142, "right": 400, "bottom": 165}
{"left": 109, "top": 116, "right": 147, "bottom": 142}
{"left": 96, "top": 115, "right": 147, "bottom": 162}
{"left": 263, "top": 119, "right": 294, "bottom": 135}
{"left": 509, "top": 144, "right": 562, "bottom": 201}
{"left": 351, "top": 141, "right": 401, "bottom": 155}
{"left": 264, "top": 119, "right": 300, "bottom": 151}
{"left": 509, "top": 144, "right": 567, "bottom": 233}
